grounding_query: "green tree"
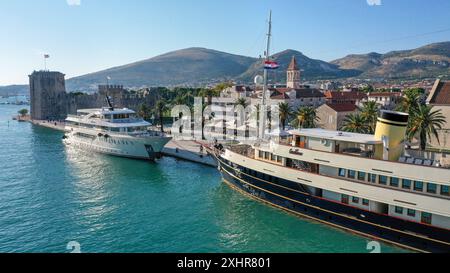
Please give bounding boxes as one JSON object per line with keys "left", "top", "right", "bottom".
{"left": 155, "top": 99, "right": 168, "bottom": 132}
{"left": 137, "top": 104, "right": 151, "bottom": 121}
{"left": 361, "top": 85, "right": 374, "bottom": 93}
{"left": 199, "top": 88, "right": 219, "bottom": 105}
{"left": 278, "top": 102, "right": 291, "bottom": 130}
{"left": 359, "top": 101, "right": 379, "bottom": 133}
{"left": 291, "top": 106, "right": 318, "bottom": 129}
{"left": 18, "top": 108, "right": 28, "bottom": 117}
{"left": 407, "top": 104, "right": 446, "bottom": 150}
{"left": 396, "top": 88, "right": 423, "bottom": 114}
{"left": 234, "top": 97, "right": 249, "bottom": 108}
{"left": 213, "top": 82, "right": 233, "bottom": 94}
{"left": 340, "top": 113, "right": 372, "bottom": 134}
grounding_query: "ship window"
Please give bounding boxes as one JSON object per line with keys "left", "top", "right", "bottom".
{"left": 426, "top": 183, "right": 437, "bottom": 194}
{"left": 352, "top": 197, "right": 359, "bottom": 203}
{"left": 347, "top": 170, "right": 356, "bottom": 179}
{"left": 277, "top": 156, "right": 282, "bottom": 163}
{"left": 441, "top": 185, "right": 449, "bottom": 196}
{"left": 421, "top": 212, "right": 432, "bottom": 224}
{"left": 362, "top": 199, "right": 369, "bottom": 206}
{"left": 402, "top": 179, "right": 411, "bottom": 189}
{"left": 379, "top": 175, "right": 387, "bottom": 185}
{"left": 357, "top": 172, "right": 366, "bottom": 181}
{"left": 414, "top": 181, "right": 423, "bottom": 192}
{"left": 394, "top": 206, "right": 403, "bottom": 214}
{"left": 341, "top": 194, "right": 349, "bottom": 204}
{"left": 368, "top": 173, "right": 376, "bottom": 183}
{"left": 390, "top": 177, "right": 399, "bottom": 187}
{"left": 407, "top": 209, "right": 416, "bottom": 217}
{"left": 338, "top": 168, "right": 346, "bottom": 177}
{"left": 264, "top": 152, "right": 270, "bottom": 160}
{"left": 271, "top": 154, "right": 276, "bottom": 161}
{"left": 259, "top": 151, "right": 263, "bottom": 158}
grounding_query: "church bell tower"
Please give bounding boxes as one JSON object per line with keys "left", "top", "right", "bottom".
{"left": 286, "top": 56, "right": 300, "bottom": 89}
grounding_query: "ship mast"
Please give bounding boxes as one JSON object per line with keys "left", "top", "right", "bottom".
{"left": 259, "top": 10, "right": 272, "bottom": 139}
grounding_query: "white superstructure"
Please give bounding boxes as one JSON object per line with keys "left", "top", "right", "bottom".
{"left": 64, "top": 107, "right": 171, "bottom": 160}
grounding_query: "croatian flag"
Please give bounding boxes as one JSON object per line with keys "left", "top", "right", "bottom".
{"left": 264, "top": 60, "right": 279, "bottom": 70}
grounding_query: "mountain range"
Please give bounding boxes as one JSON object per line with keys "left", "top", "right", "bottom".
{"left": 1, "top": 41, "right": 449, "bottom": 95}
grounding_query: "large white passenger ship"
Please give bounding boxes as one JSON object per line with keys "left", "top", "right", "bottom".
{"left": 214, "top": 112, "right": 450, "bottom": 252}
{"left": 212, "top": 11, "right": 450, "bottom": 252}
{"left": 64, "top": 107, "right": 171, "bottom": 160}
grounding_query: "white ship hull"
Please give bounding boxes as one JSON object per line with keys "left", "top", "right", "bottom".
{"left": 64, "top": 127, "right": 172, "bottom": 160}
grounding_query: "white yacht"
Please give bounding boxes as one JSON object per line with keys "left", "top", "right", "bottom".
{"left": 64, "top": 107, "right": 171, "bottom": 160}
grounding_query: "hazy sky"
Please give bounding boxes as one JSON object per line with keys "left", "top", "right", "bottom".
{"left": 0, "top": 0, "right": 449, "bottom": 85}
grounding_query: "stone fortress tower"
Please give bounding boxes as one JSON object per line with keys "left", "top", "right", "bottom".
{"left": 29, "top": 71, "right": 67, "bottom": 120}
{"left": 286, "top": 56, "right": 301, "bottom": 89}
{"left": 28, "top": 70, "right": 158, "bottom": 121}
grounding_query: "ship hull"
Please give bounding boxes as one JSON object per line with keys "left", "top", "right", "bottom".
{"left": 64, "top": 129, "right": 171, "bottom": 160}
{"left": 217, "top": 155, "right": 450, "bottom": 253}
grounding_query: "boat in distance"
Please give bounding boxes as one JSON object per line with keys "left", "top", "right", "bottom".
{"left": 64, "top": 107, "right": 171, "bottom": 160}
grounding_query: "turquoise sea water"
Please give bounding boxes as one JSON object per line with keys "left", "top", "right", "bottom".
{"left": 0, "top": 105, "right": 407, "bottom": 253}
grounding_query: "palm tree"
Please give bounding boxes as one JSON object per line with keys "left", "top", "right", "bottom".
{"left": 407, "top": 104, "right": 446, "bottom": 150}
{"left": 137, "top": 103, "right": 151, "bottom": 121}
{"left": 234, "top": 97, "right": 249, "bottom": 108}
{"left": 396, "top": 88, "right": 421, "bottom": 114}
{"left": 155, "top": 99, "right": 168, "bottom": 132}
{"left": 291, "top": 106, "right": 318, "bottom": 129}
{"left": 340, "top": 113, "right": 372, "bottom": 134}
{"left": 278, "top": 102, "right": 291, "bottom": 130}
{"left": 174, "top": 94, "right": 186, "bottom": 106}
{"left": 199, "top": 88, "right": 218, "bottom": 105}
{"left": 359, "top": 101, "right": 379, "bottom": 133}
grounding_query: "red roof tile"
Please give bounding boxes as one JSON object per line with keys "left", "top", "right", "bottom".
{"left": 326, "top": 103, "right": 357, "bottom": 112}
{"left": 325, "top": 91, "right": 367, "bottom": 100}
{"left": 429, "top": 81, "right": 450, "bottom": 105}
{"left": 367, "top": 92, "right": 402, "bottom": 97}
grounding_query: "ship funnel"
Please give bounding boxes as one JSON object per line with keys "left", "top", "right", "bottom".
{"left": 374, "top": 110, "right": 409, "bottom": 161}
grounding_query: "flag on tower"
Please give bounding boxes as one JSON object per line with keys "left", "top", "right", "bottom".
{"left": 264, "top": 60, "right": 279, "bottom": 70}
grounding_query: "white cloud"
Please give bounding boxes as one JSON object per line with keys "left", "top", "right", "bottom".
{"left": 367, "top": 0, "right": 382, "bottom": 6}
{"left": 66, "top": 0, "right": 81, "bottom": 6}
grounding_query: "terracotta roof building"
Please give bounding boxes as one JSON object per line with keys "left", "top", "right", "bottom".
{"left": 427, "top": 79, "right": 450, "bottom": 105}
{"left": 324, "top": 91, "right": 367, "bottom": 105}
{"left": 426, "top": 79, "right": 450, "bottom": 149}
{"left": 364, "top": 92, "right": 402, "bottom": 109}
{"left": 262, "top": 87, "right": 325, "bottom": 108}
{"left": 316, "top": 103, "right": 359, "bottom": 131}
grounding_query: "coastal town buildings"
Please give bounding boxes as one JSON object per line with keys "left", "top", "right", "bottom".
{"left": 324, "top": 90, "right": 367, "bottom": 105}
{"left": 364, "top": 92, "right": 402, "bottom": 109}
{"left": 316, "top": 103, "right": 358, "bottom": 131}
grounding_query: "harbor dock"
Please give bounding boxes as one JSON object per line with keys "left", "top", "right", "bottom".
{"left": 161, "top": 140, "right": 217, "bottom": 167}
{"left": 26, "top": 119, "right": 217, "bottom": 167}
